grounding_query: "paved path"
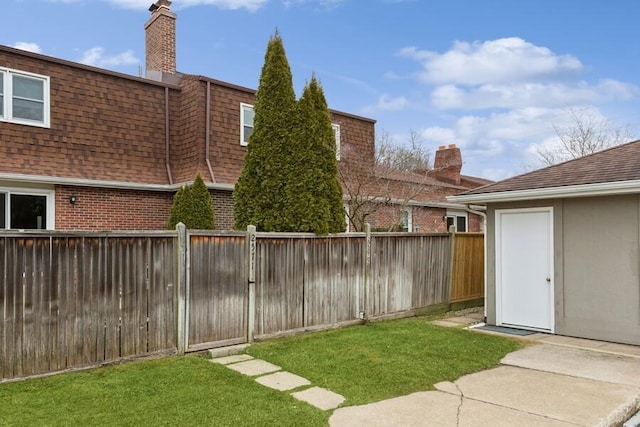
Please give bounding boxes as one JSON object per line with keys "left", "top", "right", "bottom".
{"left": 330, "top": 310, "right": 640, "bottom": 427}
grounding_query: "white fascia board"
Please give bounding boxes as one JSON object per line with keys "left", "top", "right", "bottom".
{"left": 0, "top": 173, "right": 235, "bottom": 192}
{"left": 447, "top": 179, "right": 640, "bottom": 204}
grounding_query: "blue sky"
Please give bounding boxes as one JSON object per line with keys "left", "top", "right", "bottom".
{"left": 4, "top": 0, "right": 640, "bottom": 180}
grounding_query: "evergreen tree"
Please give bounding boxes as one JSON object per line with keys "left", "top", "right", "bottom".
{"left": 234, "top": 30, "right": 297, "bottom": 231}
{"left": 287, "top": 75, "right": 346, "bottom": 233}
{"left": 168, "top": 174, "right": 215, "bottom": 230}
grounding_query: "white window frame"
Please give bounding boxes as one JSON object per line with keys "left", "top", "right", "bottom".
{"left": 401, "top": 208, "right": 413, "bottom": 232}
{"left": 0, "top": 187, "right": 55, "bottom": 230}
{"left": 0, "top": 67, "right": 50, "bottom": 128}
{"left": 446, "top": 210, "right": 468, "bottom": 232}
{"left": 332, "top": 123, "right": 341, "bottom": 160}
{"left": 240, "top": 103, "right": 254, "bottom": 146}
{"left": 343, "top": 204, "right": 350, "bottom": 232}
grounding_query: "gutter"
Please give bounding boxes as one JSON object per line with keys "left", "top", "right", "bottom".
{"left": 165, "top": 87, "right": 174, "bottom": 185}
{"left": 448, "top": 179, "right": 640, "bottom": 204}
{"left": 205, "top": 81, "right": 216, "bottom": 183}
{"left": 463, "top": 204, "right": 488, "bottom": 322}
{"left": 0, "top": 172, "right": 234, "bottom": 192}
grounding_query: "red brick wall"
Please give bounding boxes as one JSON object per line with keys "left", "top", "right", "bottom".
{"left": 212, "top": 189, "right": 235, "bottom": 230}
{"left": 55, "top": 185, "right": 238, "bottom": 231}
{"left": 55, "top": 186, "right": 173, "bottom": 230}
{"left": 363, "top": 205, "right": 483, "bottom": 233}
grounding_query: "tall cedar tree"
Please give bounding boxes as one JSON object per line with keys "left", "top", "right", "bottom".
{"left": 234, "top": 31, "right": 297, "bottom": 231}
{"left": 286, "top": 76, "right": 346, "bottom": 233}
{"left": 167, "top": 174, "right": 215, "bottom": 230}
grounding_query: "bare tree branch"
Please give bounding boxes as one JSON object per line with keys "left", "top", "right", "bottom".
{"left": 537, "top": 107, "right": 634, "bottom": 166}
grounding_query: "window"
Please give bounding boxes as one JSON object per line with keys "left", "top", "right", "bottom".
{"left": 401, "top": 208, "right": 412, "bottom": 232}
{"left": 332, "top": 123, "right": 341, "bottom": 160}
{"left": 343, "top": 204, "right": 350, "bottom": 232}
{"left": 240, "top": 103, "right": 254, "bottom": 146}
{"left": 0, "top": 188, "right": 54, "bottom": 230}
{"left": 0, "top": 67, "right": 50, "bottom": 128}
{"left": 446, "top": 211, "right": 467, "bottom": 232}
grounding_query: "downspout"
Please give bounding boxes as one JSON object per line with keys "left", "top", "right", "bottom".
{"left": 165, "top": 87, "right": 174, "bottom": 184}
{"left": 205, "top": 81, "right": 216, "bottom": 183}
{"left": 465, "top": 205, "right": 487, "bottom": 323}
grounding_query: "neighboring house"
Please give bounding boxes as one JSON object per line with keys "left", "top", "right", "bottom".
{"left": 0, "top": 0, "right": 487, "bottom": 232}
{"left": 449, "top": 139, "right": 640, "bottom": 346}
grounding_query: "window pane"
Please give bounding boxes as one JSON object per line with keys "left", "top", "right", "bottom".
{"left": 13, "top": 75, "right": 44, "bottom": 100}
{"left": 243, "top": 125, "right": 253, "bottom": 143}
{"left": 243, "top": 106, "right": 254, "bottom": 126}
{"left": 0, "top": 194, "right": 5, "bottom": 229}
{"left": 13, "top": 98, "right": 44, "bottom": 121}
{"left": 10, "top": 194, "right": 47, "bottom": 229}
{"left": 456, "top": 216, "right": 467, "bottom": 232}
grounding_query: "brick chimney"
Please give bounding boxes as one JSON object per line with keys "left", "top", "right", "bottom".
{"left": 145, "top": 0, "right": 177, "bottom": 82}
{"left": 433, "top": 144, "right": 462, "bottom": 185}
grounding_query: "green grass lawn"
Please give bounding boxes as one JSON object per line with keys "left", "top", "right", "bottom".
{"left": 247, "top": 317, "right": 524, "bottom": 406}
{"left": 0, "top": 315, "right": 523, "bottom": 426}
{"left": 0, "top": 355, "right": 329, "bottom": 427}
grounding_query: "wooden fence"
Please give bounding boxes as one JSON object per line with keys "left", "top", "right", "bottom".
{"left": 1, "top": 227, "right": 484, "bottom": 380}
{"left": 450, "top": 233, "right": 485, "bottom": 302}
{"left": 0, "top": 232, "right": 176, "bottom": 380}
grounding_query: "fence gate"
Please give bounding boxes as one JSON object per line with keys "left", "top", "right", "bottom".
{"left": 186, "top": 231, "right": 249, "bottom": 352}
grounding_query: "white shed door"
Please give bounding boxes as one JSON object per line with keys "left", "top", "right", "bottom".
{"left": 496, "top": 208, "right": 553, "bottom": 331}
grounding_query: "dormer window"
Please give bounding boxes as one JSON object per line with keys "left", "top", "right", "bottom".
{"left": 0, "top": 67, "right": 50, "bottom": 128}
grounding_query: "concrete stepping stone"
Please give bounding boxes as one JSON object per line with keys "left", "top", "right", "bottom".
{"left": 255, "top": 371, "right": 311, "bottom": 391}
{"left": 225, "top": 359, "right": 281, "bottom": 376}
{"left": 209, "top": 354, "right": 253, "bottom": 365}
{"left": 292, "top": 386, "right": 345, "bottom": 410}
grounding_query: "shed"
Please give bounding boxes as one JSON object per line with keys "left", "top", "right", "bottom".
{"left": 449, "top": 140, "right": 640, "bottom": 345}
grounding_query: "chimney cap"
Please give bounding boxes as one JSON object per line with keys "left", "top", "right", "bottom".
{"left": 149, "top": 0, "right": 171, "bottom": 12}
{"left": 438, "top": 145, "right": 446, "bottom": 150}
{"left": 448, "top": 144, "right": 457, "bottom": 149}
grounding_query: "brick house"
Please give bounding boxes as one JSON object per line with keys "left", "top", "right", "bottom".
{"left": 0, "top": 0, "right": 487, "bottom": 232}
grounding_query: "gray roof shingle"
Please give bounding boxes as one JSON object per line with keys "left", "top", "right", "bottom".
{"left": 459, "top": 139, "right": 640, "bottom": 197}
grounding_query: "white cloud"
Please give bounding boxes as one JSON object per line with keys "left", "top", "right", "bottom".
{"left": 430, "top": 80, "right": 640, "bottom": 111}
{"left": 79, "top": 46, "right": 140, "bottom": 68}
{"left": 362, "top": 94, "right": 407, "bottom": 114}
{"left": 399, "top": 37, "right": 583, "bottom": 85}
{"left": 12, "top": 42, "right": 43, "bottom": 54}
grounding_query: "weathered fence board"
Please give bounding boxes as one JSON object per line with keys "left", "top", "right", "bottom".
{"left": 187, "top": 232, "right": 248, "bottom": 351}
{"left": 0, "top": 233, "right": 177, "bottom": 380}
{"left": 451, "top": 233, "right": 484, "bottom": 302}
{"left": 303, "top": 237, "right": 364, "bottom": 326}
{"left": 369, "top": 234, "right": 451, "bottom": 316}
{"left": 254, "top": 237, "right": 305, "bottom": 336}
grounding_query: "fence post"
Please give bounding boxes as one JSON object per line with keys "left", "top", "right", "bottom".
{"left": 362, "top": 223, "right": 371, "bottom": 321}
{"left": 247, "top": 225, "right": 256, "bottom": 343}
{"left": 176, "top": 222, "right": 187, "bottom": 355}
{"left": 448, "top": 225, "right": 456, "bottom": 310}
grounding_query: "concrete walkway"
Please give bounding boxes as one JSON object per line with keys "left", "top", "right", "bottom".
{"left": 330, "top": 309, "right": 640, "bottom": 427}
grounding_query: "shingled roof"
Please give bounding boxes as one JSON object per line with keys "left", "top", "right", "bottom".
{"left": 450, "top": 139, "right": 640, "bottom": 203}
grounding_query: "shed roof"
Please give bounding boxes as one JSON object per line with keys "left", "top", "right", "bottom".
{"left": 449, "top": 139, "right": 640, "bottom": 204}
